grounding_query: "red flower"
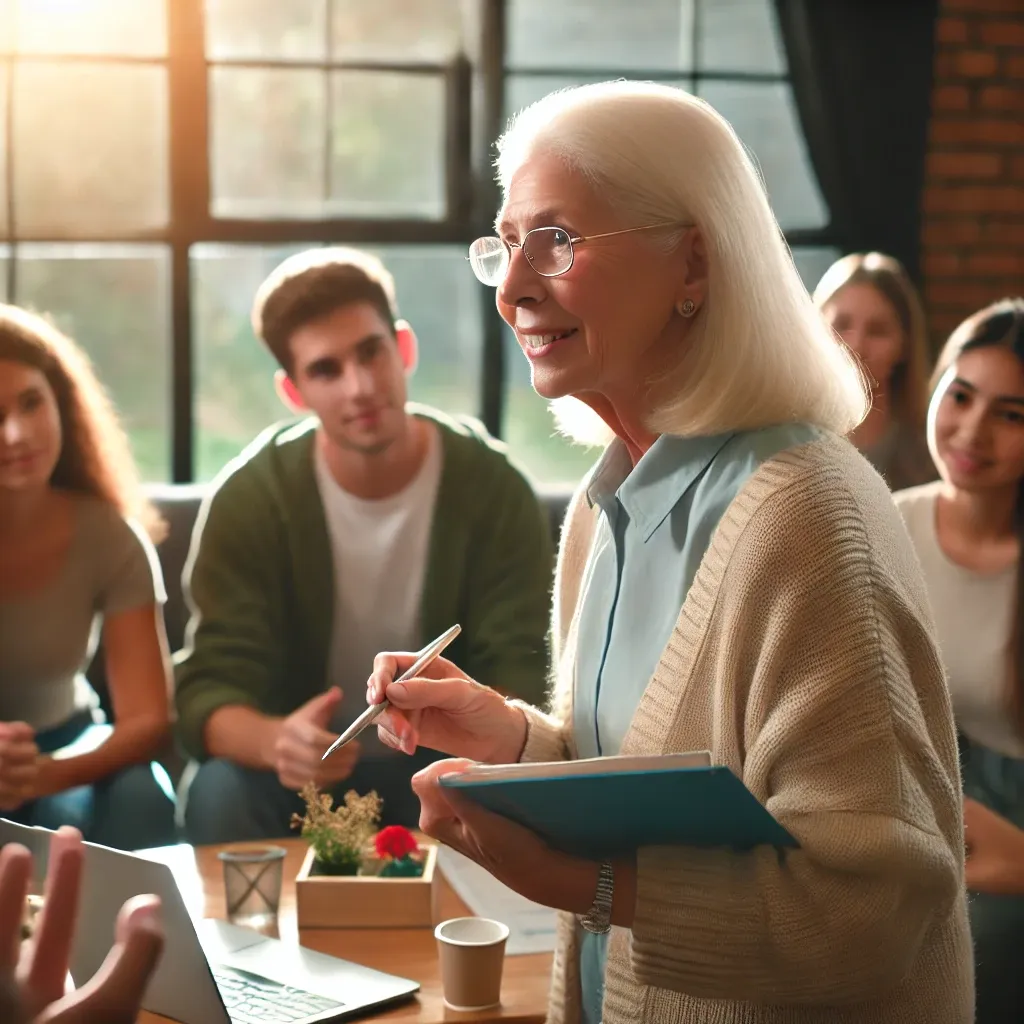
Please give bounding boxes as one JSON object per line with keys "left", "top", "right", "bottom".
{"left": 374, "top": 825, "right": 419, "bottom": 860}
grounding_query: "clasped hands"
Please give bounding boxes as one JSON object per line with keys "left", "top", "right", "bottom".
{"left": 365, "top": 653, "right": 601, "bottom": 914}
{"left": 0, "top": 826, "right": 163, "bottom": 1023}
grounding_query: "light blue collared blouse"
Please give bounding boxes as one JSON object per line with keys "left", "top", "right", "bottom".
{"left": 574, "top": 423, "right": 821, "bottom": 1024}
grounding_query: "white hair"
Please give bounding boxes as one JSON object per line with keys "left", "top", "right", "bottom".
{"left": 496, "top": 80, "right": 868, "bottom": 445}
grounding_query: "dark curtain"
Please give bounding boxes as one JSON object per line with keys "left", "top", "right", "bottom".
{"left": 774, "top": 0, "right": 940, "bottom": 283}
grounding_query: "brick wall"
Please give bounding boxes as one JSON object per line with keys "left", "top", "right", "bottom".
{"left": 920, "top": 0, "right": 1024, "bottom": 347}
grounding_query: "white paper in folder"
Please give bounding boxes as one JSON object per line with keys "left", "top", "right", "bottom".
{"left": 436, "top": 846, "right": 558, "bottom": 955}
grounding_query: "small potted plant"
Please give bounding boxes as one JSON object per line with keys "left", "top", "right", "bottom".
{"left": 291, "top": 783, "right": 382, "bottom": 876}
{"left": 293, "top": 783, "right": 438, "bottom": 928}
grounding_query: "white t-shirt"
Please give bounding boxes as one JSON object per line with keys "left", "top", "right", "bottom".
{"left": 314, "top": 423, "right": 443, "bottom": 756}
{"left": 895, "top": 481, "right": 1023, "bottom": 757}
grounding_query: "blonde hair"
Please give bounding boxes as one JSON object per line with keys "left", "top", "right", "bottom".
{"left": 495, "top": 81, "right": 868, "bottom": 444}
{"left": 813, "top": 252, "right": 930, "bottom": 430}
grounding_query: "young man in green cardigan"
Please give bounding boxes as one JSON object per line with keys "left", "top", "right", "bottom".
{"left": 174, "top": 247, "right": 554, "bottom": 842}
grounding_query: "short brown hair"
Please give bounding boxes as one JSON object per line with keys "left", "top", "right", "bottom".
{"left": 251, "top": 247, "right": 399, "bottom": 372}
{"left": 812, "top": 252, "right": 930, "bottom": 431}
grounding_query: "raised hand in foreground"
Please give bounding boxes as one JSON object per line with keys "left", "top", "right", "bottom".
{"left": 0, "top": 825, "right": 164, "bottom": 1023}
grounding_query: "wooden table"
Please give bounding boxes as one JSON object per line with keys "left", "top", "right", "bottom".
{"left": 139, "top": 840, "right": 551, "bottom": 1024}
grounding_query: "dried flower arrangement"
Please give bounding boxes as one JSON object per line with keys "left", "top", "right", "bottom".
{"left": 293, "top": 783, "right": 438, "bottom": 928}
{"left": 291, "top": 783, "right": 425, "bottom": 878}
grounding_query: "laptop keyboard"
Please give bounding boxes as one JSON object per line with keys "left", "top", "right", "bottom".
{"left": 213, "top": 964, "right": 345, "bottom": 1023}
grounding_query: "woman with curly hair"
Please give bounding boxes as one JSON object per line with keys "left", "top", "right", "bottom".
{"left": 0, "top": 304, "right": 175, "bottom": 849}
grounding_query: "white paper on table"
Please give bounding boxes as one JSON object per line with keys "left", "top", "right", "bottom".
{"left": 436, "top": 846, "right": 558, "bottom": 955}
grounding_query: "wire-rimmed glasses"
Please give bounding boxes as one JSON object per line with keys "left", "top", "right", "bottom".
{"left": 468, "top": 222, "right": 689, "bottom": 286}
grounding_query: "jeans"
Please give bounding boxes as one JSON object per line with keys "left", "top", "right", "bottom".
{"left": 961, "top": 735, "right": 1024, "bottom": 1024}
{"left": 8, "top": 711, "right": 178, "bottom": 851}
{"left": 180, "top": 747, "right": 442, "bottom": 846}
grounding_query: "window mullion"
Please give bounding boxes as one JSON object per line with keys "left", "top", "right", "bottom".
{"left": 167, "top": 0, "right": 208, "bottom": 481}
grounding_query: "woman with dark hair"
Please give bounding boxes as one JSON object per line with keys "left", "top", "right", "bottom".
{"left": 814, "top": 252, "right": 935, "bottom": 491}
{"left": 895, "top": 297, "right": 1024, "bottom": 1024}
{"left": 0, "top": 304, "right": 175, "bottom": 849}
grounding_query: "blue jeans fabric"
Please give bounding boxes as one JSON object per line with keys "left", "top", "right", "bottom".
{"left": 181, "top": 748, "right": 441, "bottom": 846}
{"left": 961, "top": 735, "right": 1024, "bottom": 1024}
{"left": 8, "top": 710, "right": 177, "bottom": 850}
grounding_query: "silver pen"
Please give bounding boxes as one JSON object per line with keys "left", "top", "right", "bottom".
{"left": 321, "top": 623, "right": 462, "bottom": 760}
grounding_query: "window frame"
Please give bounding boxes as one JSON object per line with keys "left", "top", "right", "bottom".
{"left": 0, "top": 0, "right": 838, "bottom": 483}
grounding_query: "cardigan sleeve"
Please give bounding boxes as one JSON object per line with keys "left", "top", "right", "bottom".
{"left": 173, "top": 464, "right": 290, "bottom": 760}
{"left": 627, "top": 470, "right": 965, "bottom": 1004}
{"left": 507, "top": 701, "right": 573, "bottom": 763}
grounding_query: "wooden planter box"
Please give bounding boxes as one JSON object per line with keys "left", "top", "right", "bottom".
{"left": 295, "top": 843, "right": 439, "bottom": 929}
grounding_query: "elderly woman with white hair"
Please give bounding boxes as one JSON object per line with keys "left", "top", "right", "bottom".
{"left": 366, "top": 81, "right": 973, "bottom": 1022}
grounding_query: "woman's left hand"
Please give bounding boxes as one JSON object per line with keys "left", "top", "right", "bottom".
{"left": 412, "top": 759, "right": 591, "bottom": 910}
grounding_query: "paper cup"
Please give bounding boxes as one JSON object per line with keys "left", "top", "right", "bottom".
{"left": 434, "top": 916, "right": 510, "bottom": 1011}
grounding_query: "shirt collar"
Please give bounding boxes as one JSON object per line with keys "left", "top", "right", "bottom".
{"left": 585, "top": 440, "right": 631, "bottom": 512}
{"left": 587, "top": 432, "right": 735, "bottom": 541}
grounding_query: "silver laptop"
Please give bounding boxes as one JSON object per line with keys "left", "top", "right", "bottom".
{"left": 0, "top": 819, "right": 419, "bottom": 1024}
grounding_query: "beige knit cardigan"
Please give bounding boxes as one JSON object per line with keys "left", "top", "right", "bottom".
{"left": 512, "top": 433, "right": 974, "bottom": 1023}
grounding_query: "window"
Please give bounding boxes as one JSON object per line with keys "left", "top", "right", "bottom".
{"left": 205, "top": 0, "right": 459, "bottom": 220}
{"left": 0, "top": 0, "right": 171, "bottom": 479}
{"left": 0, "top": 1, "right": 837, "bottom": 490}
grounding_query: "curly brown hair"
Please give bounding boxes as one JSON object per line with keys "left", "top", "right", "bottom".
{"left": 0, "top": 304, "right": 164, "bottom": 540}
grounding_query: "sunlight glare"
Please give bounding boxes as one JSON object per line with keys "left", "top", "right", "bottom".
{"left": 14, "top": 0, "right": 166, "bottom": 57}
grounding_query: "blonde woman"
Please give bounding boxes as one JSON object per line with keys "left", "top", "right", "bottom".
{"left": 368, "top": 82, "right": 973, "bottom": 1022}
{"left": 814, "top": 252, "right": 935, "bottom": 491}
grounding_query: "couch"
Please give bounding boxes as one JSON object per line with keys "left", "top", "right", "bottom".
{"left": 87, "top": 482, "right": 575, "bottom": 723}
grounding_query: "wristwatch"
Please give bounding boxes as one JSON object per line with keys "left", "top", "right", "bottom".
{"left": 577, "top": 861, "right": 614, "bottom": 934}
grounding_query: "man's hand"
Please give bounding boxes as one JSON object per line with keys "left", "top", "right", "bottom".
{"left": 272, "top": 688, "right": 360, "bottom": 792}
{"left": 964, "top": 797, "right": 1024, "bottom": 894}
{"left": 0, "top": 826, "right": 164, "bottom": 1024}
{"left": 0, "top": 723, "right": 39, "bottom": 811}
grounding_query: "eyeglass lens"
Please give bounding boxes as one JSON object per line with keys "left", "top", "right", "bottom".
{"left": 469, "top": 227, "right": 575, "bottom": 285}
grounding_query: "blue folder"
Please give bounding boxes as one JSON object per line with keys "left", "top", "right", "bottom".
{"left": 439, "top": 762, "right": 798, "bottom": 859}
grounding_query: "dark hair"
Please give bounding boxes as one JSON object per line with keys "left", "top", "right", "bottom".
{"left": 932, "top": 297, "right": 1024, "bottom": 731}
{"left": 813, "top": 252, "right": 931, "bottom": 430}
{"left": 251, "top": 247, "right": 399, "bottom": 374}
{"left": 0, "top": 304, "right": 163, "bottom": 540}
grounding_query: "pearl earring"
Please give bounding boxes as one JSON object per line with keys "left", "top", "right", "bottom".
{"left": 678, "top": 298, "right": 696, "bottom": 318}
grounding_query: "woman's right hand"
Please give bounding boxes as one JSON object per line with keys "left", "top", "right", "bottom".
{"left": 366, "top": 653, "right": 527, "bottom": 766}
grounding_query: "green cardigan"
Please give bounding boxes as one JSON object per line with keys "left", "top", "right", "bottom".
{"left": 174, "top": 407, "right": 554, "bottom": 761}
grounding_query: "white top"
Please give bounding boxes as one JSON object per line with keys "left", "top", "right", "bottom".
{"left": 314, "top": 423, "right": 443, "bottom": 756}
{"left": 895, "top": 481, "right": 1023, "bottom": 757}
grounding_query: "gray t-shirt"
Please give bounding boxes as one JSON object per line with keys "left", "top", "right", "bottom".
{"left": 0, "top": 496, "right": 165, "bottom": 731}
